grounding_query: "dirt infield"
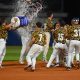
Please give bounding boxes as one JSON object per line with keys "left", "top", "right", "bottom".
{"left": 0, "top": 61, "right": 80, "bottom": 80}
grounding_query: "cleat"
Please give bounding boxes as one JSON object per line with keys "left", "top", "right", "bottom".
{"left": 31, "top": 68, "right": 35, "bottom": 72}
{"left": 54, "top": 63, "right": 59, "bottom": 67}
{"left": 50, "top": 63, "right": 55, "bottom": 67}
{"left": 19, "top": 61, "right": 24, "bottom": 64}
{"left": 19, "top": 60, "right": 24, "bottom": 64}
{"left": 76, "top": 61, "right": 80, "bottom": 69}
{"left": 55, "top": 64, "right": 59, "bottom": 67}
{"left": 0, "top": 65, "right": 4, "bottom": 69}
{"left": 64, "top": 63, "right": 67, "bottom": 67}
{"left": 71, "top": 63, "right": 75, "bottom": 68}
{"left": 24, "top": 65, "right": 32, "bottom": 70}
{"left": 66, "top": 67, "right": 71, "bottom": 71}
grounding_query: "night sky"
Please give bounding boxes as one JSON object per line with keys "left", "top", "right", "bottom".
{"left": 0, "top": 0, "right": 80, "bottom": 23}
{"left": 64, "top": 0, "right": 80, "bottom": 20}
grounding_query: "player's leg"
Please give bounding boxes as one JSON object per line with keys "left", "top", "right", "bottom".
{"left": 75, "top": 43, "right": 80, "bottom": 61}
{"left": 66, "top": 40, "right": 75, "bottom": 67}
{"left": 19, "top": 36, "right": 31, "bottom": 64}
{"left": 0, "top": 46, "right": 6, "bottom": 66}
{"left": 71, "top": 50, "right": 75, "bottom": 64}
{"left": 19, "top": 36, "right": 27, "bottom": 64}
{"left": 67, "top": 40, "right": 75, "bottom": 70}
{"left": 46, "top": 48, "right": 58, "bottom": 68}
{"left": 75, "top": 43, "right": 80, "bottom": 69}
{"left": 0, "top": 39, "right": 6, "bottom": 68}
{"left": 55, "top": 54, "right": 59, "bottom": 66}
{"left": 31, "top": 45, "right": 43, "bottom": 71}
{"left": 64, "top": 44, "right": 68, "bottom": 67}
{"left": 25, "top": 44, "right": 43, "bottom": 71}
{"left": 24, "top": 45, "right": 34, "bottom": 70}
{"left": 26, "top": 44, "right": 36, "bottom": 67}
{"left": 43, "top": 32, "right": 50, "bottom": 62}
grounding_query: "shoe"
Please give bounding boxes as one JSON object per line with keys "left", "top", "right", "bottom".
{"left": 53, "top": 63, "right": 59, "bottom": 67}
{"left": 24, "top": 65, "right": 32, "bottom": 70}
{"left": 46, "top": 63, "right": 59, "bottom": 69}
{"left": 66, "top": 67, "right": 71, "bottom": 71}
{"left": 76, "top": 61, "right": 80, "bottom": 69}
{"left": 31, "top": 68, "right": 35, "bottom": 72}
{"left": 19, "top": 60, "right": 24, "bottom": 64}
{"left": 71, "top": 63, "right": 75, "bottom": 68}
{"left": 64, "top": 63, "right": 67, "bottom": 67}
{"left": 0, "top": 65, "right": 4, "bottom": 69}
{"left": 50, "top": 63, "right": 55, "bottom": 66}
{"left": 55, "top": 64, "right": 59, "bottom": 67}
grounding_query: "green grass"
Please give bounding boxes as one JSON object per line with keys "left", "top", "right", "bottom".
{"left": 4, "top": 46, "right": 21, "bottom": 61}
{"left": 4, "top": 46, "right": 53, "bottom": 61}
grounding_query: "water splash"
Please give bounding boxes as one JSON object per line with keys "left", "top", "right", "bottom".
{"left": 13, "top": 0, "right": 43, "bottom": 37}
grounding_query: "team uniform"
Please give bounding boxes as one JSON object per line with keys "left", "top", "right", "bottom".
{"left": 67, "top": 25, "right": 80, "bottom": 69}
{"left": 0, "top": 26, "right": 8, "bottom": 68}
{"left": 43, "top": 18, "right": 54, "bottom": 62}
{"left": 47, "top": 27, "right": 68, "bottom": 68}
{"left": 64, "top": 24, "right": 76, "bottom": 66}
{"left": 25, "top": 30, "right": 46, "bottom": 71}
{"left": 14, "top": 0, "right": 42, "bottom": 64}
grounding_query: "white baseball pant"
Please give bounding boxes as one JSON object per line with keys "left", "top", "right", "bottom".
{"left": 0, "top": 39, "right": 6, "bottom": 66}
{"left": 43, "top": 32, "right": 50, "bottom": 61}
{"left": 26, "top": 44, "right": 43, "bottom": 69}
{"left": 67, "top": 40, "right": 80, "bottom": 67}
{"left": 19, "top": 36, "right": 31, "bottom": 63}
{"left": 47, "top": 42, "right": 68, "bottom": 68}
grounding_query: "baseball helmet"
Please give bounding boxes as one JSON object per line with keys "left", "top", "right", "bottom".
{"left": 71, "top": 18, "right": 79, "bottom": 25}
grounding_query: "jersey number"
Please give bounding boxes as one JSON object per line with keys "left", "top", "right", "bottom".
{"left": 39, "top": 34, "right": 43, "bottom": 42}
{"left": 74, "top": 29, "right": 80, "bottom": 37}
{"left": 58, "top": 33, "right": 64, "bottom": 41}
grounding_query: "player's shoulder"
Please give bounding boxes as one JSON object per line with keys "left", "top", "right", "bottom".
{"left": 32, "top": 31, "right": 38, "bottom": 35}
{"left": 38, "top": 31, "right": 44, "bottom": 35}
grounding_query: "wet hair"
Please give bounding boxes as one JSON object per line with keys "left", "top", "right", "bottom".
{"left": 36, "top": 22, "right": 42, "bottom": 28}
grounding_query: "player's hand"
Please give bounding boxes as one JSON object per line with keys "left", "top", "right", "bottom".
{"left": 51, "top": 29, "right": 55, "bottom": 32}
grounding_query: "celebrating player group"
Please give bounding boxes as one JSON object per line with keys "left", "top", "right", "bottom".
{"left": 0, "top": 0, "right": 80, "bottom": 72}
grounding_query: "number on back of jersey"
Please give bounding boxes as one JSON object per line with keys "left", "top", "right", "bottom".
{"left": 74, "top": 29, "right": 80, "bottom": 37}
{"left": 58, "top": 33, "right": 64, "bottom": 41}
{"left": 39, "top": 33, "right": 43, "bottom": 42}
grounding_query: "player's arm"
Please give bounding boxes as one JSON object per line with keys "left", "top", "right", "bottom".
{"left": 29, "top": 31, "right": 36, "bottom": 47}
{"left": 29, "top": 36, "right": 35, "bottom": 47}
{"left": 63, "top": 26, "right": 68, "bottom": 38}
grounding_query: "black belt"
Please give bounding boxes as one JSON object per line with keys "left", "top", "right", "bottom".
{"left": 35, "top": 43, "right": 43, "bottom": 46}
{"left": 58, "top": 42, "right": 65, "bottom": 44}
{"left": 36, "top": 43, "right": 44, "bottom": 46}
{"left": 56, "top": 41, "right": 66, "bottom": 44}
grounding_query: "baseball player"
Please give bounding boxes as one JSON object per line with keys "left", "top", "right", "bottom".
{"left": 43, "top": 13, "right": 54, "bottom": 62}
{"left": 24, "top": 22, "right": 46, "bottom": 71}
{"left": 0, "top": 20, "right": 14, "bottom": 68}
{"left": 46, "top": 24, "right": 68, "bottom": 68}
{"left": 66, "top": 18, "right": 80, "bottom": 70}
{"left": 14, "top": 0, "right": 43, "bottom": 64}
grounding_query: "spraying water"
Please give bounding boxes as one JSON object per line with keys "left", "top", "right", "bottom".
{"left": 12, "top": 0, "right": 43, "bottom": 37}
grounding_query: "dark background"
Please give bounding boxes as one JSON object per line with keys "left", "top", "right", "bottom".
{"left": 0, "top": 0, "right": 80, "bottom": 45}
{"left": 44, "top": 0, "right": 80, "bottom": 23}
{"left": 0, "top": 0, "right": 80, "bottom": 22}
